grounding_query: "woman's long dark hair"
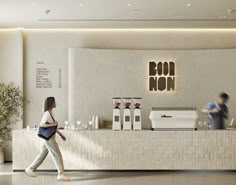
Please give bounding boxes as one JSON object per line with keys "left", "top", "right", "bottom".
{"left": 44, "top": 97, "right": 55, "bottom": 112}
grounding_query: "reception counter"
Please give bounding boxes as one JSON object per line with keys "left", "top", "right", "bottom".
{"left": 13, "top": 129, "right": 236, "bottom": 170}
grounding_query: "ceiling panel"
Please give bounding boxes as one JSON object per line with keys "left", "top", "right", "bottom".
{"left": 0, "top": 0, "right": 236, "bottom": 28}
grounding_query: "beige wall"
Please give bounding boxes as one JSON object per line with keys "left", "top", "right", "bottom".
{"left": 23, "top": 29, "right": 236, "bottom": 128}
{"left": 2, "top": 29, "right": 236, "bottom": 160}
{"left": 68, "top": 48, "right": 236, "bottom": 128}
{"left": 0, "top": 29, "right": 23, "bottom": 161}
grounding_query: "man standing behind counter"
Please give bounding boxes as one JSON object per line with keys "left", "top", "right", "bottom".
{"left": 202, "top": 92, "right": 229, "bottom": 129}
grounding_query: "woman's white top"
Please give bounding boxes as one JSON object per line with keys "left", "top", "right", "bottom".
{"left": 40, "top": 111, "right": 55, "bottom": 126}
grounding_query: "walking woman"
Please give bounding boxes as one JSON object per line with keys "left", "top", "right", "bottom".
{"left": 25, "top": 97, "right": 70, "bottom": 181}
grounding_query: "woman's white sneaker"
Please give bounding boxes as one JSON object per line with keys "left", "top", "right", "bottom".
{"left": 57, "top": 174, "right": 71, "bottom": 181}
{"left": 25, "top": 167, "right": 37, "bottom": 177}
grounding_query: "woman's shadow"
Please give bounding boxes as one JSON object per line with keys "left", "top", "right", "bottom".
{"left": 68, "top": 171, "right": 164, "bottom": 181}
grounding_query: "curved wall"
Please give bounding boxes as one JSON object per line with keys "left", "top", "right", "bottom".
{"left": 68, "top": 48, "right": 236, "bottom": 128}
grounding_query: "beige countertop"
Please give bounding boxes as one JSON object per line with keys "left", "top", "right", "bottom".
{"left": 13, "top": 127, "right": 236, "bottom": 170}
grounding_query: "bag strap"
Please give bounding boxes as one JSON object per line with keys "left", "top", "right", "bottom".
{"left": 48, "top": 111, "right": 56, "bottom": 122}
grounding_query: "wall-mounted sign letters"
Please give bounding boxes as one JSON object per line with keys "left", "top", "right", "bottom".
{"left": 149, "top": 61, "right": 175, "bottom": 91}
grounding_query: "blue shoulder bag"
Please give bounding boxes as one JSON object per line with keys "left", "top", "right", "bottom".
{"left": 37, "top": 112, "right": 57, "bottom": 140}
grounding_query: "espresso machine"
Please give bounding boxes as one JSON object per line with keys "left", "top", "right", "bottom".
{"left": 133, "top": 97, "right": 142, "bottom": 130}
{"left": 112, "top": 97, "right": 121, "bottom": 130}
{"left": 123, "top": 97, "right": 132, "bottom": 130}
{"left": 149, "top": 107, "right": 198, "bottom": 130}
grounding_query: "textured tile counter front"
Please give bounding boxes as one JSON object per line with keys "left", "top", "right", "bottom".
{"left": 13, "top": 129, "right": 236, "bottom": 170}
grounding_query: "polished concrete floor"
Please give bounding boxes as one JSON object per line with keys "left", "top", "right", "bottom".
{"left": 1, "top": 163, "right": 236, "bottom": 185}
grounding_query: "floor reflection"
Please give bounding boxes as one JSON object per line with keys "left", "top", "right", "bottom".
{"left": 0, "top": 171, "right": 234, "bottom": 185}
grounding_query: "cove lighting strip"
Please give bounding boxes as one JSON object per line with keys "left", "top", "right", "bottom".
{"left": 2, "top": 28, "right": 236, "bottom": 31}
{"left": 19, "top": 28, "right": 236, "bottom": 31}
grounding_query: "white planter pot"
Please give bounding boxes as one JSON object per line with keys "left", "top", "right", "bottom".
{"left": 0, "top": 147, "right": 4, "bottom": 164}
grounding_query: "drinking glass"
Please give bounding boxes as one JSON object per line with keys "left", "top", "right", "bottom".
{"left": 203, "top": 121, "right": 209, "bottom": 129}
{"left": 65, "top": 121, "right": 69, "bottom": 130}
{"left": 198, "top": 121, "right": 203, "bottom": 129}
{"left": 77, "top": 121, "right": 81, "bottom": 130}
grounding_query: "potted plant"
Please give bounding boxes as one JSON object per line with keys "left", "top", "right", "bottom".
{"left": 0, "top": 82, "right": 24, "bottom": 164}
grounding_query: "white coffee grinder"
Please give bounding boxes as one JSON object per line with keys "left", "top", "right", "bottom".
{"left": 133, "top": 97, "right": 142, "bottom": 130}
{"left": 112, "top": 97, "right": 121, "bottom": 130}
{"left": 123, "top": 97, "right": 132, "bottom": 130}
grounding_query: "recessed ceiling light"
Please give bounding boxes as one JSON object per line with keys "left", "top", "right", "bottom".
{"left": 45, "top": 10, "right": 51, "bottom": 14}
{"left": 227, "top": 9, "right": 232, "bottom": 13}
{"left": 128, "top": 3, "right": 132, "bottom": 7}
{"left": 79, "top": 3, "right": 84, "bottom": 7}
{"left": 187, "top": 3, "right": 191, "bottom": 7}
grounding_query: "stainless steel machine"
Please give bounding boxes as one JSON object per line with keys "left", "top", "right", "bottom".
{"left": 149, "top": 107, "right": 198, "bottom": 130}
